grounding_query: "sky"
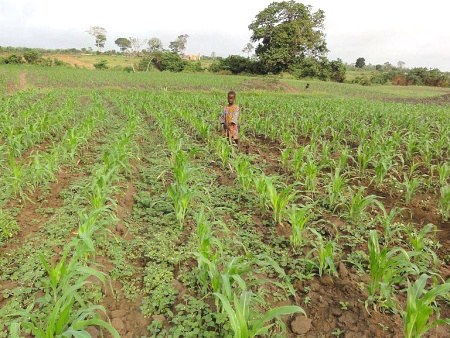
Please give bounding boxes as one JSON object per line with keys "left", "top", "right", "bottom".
{"left": 1, "top": 0, "right": 449, "bottom": 70}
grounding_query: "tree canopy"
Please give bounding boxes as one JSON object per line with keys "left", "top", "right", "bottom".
{"left": 115, "top": 38, "right": 131, "bottom": 53}
{"left": 248, "top": 1, "right": 327, "bottom": 73}
{"left": 148, "top": 38, "right": 163, "bottom": 52}
{"left": 86, "top": 26, "right": 107, "bottom": 52}
{"left": 355, "top": 57, "right": 366, "bottom": 68}
{"left": 169, "top": 34, "right": 189, "bottom": 55}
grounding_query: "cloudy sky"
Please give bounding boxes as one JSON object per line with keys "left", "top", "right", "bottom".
{"left": 1, "top": 0, "right": 449, "bottom": 70}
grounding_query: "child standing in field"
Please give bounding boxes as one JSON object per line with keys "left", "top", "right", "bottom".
{"left": 220, "top": 91, "right": 240, "bottom": 150}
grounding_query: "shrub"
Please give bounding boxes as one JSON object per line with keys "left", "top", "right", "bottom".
{"left": 23, "top": 51, "right": 40, "bottom": 64}
{"left": 183, "top": 61, "right": 203, "bottom": 72}
{"left": 4, "top": 54, "right": 24, "bottom": 64}
{"left": 93, "top": 60, "right": 109, "bottom": 70}
{"left": 151, "top": 52, "right": 184, "bottom": 72}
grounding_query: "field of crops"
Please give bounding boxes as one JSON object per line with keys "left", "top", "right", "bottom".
{"left": 0, "top": 65, "right": 449, "bottom": 337}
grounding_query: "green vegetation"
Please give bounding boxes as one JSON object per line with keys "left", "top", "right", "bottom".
{"left": 0, "top": 64, "right": 448, "bottom": 337}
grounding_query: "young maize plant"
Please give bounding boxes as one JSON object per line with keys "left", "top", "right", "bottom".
{"left": 407, "top": 224, "right": 439, "bottom": 272}
{"left": 356, "top": 143, "right": 374, "bottom": 174}
{"left": 439, "top": 185, "right": 450, "bottom": 221}
{"left": 216, "top": 137, "right": 233, "bottom": 170}
{"left": 403, "top": 274, "right": 450, "bottom": 338}
{"left": 233, "top": 155, "right": 254, "bottom": 193}
{"left": 10, "top": 249, "right": 119, "bottom": 338}
{"left": 292, "top": 145, "right": 310, "bottom": 180}
{"left": 300, "top": 156, "right": 320, "bottom": 192}
{"left": 280, "top": 147, "right": 292, "bottom": 172}
{"left": 288, "top": 204, "right": 313, "bottom": 249}
{"left": 343, "top": 187, "right": 383, "bottom": 224}
{"left": 325, "top": 168, "right": 346, "bottom": 211}
{"left": 378, "top": 207, "right": 403, "bottom": 245}
{"left": 254, "top": 174, "right": 271, "bottom": 214}
{"left": 194, "top": 119, "right": 210, "bottom": 141}
{"left": 403, "top": 174, "right": 421, "bottom": 204}
{"left": 367, "top": 230, "right": 416, "bottom": 310}
{"left": 167, "top": 183, "right": 194, "bottom": 229}
{"left": 214, "top": 289, "right": 305, "bottom": 338}
{"left": 372, "top": 155, "right": 393, "bottom": 188}
{"left": 266, "top": 180, "right": 296, "bottom": 226}
{"left": 8, "top": 150, "right": 29, "bottom": 201}
{"left": 308, "top": 229, "right": 338, "bottom": 277}
{"left": 436, "top": 163, "right": 449, "bottom": 187}
{"left": 335, "top": 146, "right": 351, "bottom": 171}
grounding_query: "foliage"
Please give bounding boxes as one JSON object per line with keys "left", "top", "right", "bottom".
{"left": 355, "top": 57, "right": 366, "bottom": 68}
{"left": 150, "top": 51, "right": 185, "bottom": 72}
{"left": 93, "top": 60, "right": 109, "bottom": 70}
{"left": 249, "top": 1, "right": 327, "bottom": 73}
{"left": 169, "top": 34, "right": 189, "bottom": 55}
{"left": 403, "top": 274, "right": 450, "bottom": 338}
{"left": 114, "top": 38, "right": 131, "bottom": 52}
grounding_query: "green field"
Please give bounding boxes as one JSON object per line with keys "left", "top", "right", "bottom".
{"left": 0, "top": 66, "right": 449, "bottom": 337}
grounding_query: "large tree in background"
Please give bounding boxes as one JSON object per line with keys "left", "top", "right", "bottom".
{"left": 248, "top": 1, "right": 327, "bottom": 73}
{"left": 169, "top": 34, "right": 189, "bottom": 55}
{"left": 148, "top": 38, "right": 163, "bottom": 52}
{"left": 86, "top": 26, "right": 107, "bottom": 52}
{"left": 115, "top": 38, "right": 131, "bottom": 53}
{"left": 355, "top": 57, "right": 366, "bottom": 68}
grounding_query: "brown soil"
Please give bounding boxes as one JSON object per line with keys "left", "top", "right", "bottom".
{"left": 0, "top": 168, "right": 84, "bottom": 255}
{"left": 386, "top": 93, "right": 450, "bottom": 105}
{"left": 18, "top": 72, "right": 27, "bottom": 90}
{"left": 241, "top": 78, "right": 298, "bottom": 93}
{"left": 47, "top": 54, "right": 95, "bottom": 69}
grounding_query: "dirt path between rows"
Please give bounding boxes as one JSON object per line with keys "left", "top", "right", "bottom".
{"left": 18, "top": 71, "right": 27, "bottom": 90}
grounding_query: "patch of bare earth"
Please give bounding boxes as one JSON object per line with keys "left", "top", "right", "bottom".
{"left": 385, "top": 93, "right": 450, "bottom": 105}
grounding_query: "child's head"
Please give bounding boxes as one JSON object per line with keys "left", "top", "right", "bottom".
{"left": 228, "top": 91, "right": 236, "bottom": 105}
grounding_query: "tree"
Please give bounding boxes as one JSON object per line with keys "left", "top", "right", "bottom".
{"left": 329, "top": 58, "right": 346, "bottom": 82}
{"left": 129, "top": 37, "right": 147, "bottom": 55}
{"left": 148, "top": 38, "right": 163, "bottom": 52}
{"left": 211, "top": 51, "right": 216, "bottom": 60}
{"left": 86, "top": 26, "right": 107, "bottom": 52}
{"left": 355, "top": 57, "right": 365, "bottom": 68}
{"left": 151, "top": 51, "right": 184, "bottom": 72}
{"left": 248, "top": 1, "right": 327, "bottom": 73}
{"left": 169, "top": 34, "right": 189, "bottom": 55}
{"left": 115, "top": 38, "right": 131, "bottom": 53}
{"left": 242, "top": 43, "right": 254, "bottom": 58}
{"left": 397, "top": 61, "right": 405, "bottom": 69}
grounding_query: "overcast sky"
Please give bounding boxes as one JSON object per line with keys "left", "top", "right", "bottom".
{"left": 1, "top": 0, "right": 449, "bottom": 70}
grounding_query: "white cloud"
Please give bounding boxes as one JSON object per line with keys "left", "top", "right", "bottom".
{"left": 1, "top": 0, "right": 449, "bottom": 70}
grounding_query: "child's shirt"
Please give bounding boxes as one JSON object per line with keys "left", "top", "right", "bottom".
{"left": 220, "top": 104, "right": 239, "bottom": 126}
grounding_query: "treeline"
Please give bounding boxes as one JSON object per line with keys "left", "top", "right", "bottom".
{"left": 208, "top": 55, "right": 346, "bottom": 82}
{"left": 352, "top": 67, "right": 450, "bottom": 87}
{"left": 0, "top": 50, "right": 69, "bottom": 67}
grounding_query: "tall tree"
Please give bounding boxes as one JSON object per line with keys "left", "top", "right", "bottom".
{"left": 242, "top": 43, "right": 254, "bottom": 58}
{"left": 129, "top": 37, "right": 147, "bottom": 55}
{"left": 86, "top": 26, "right": 107, "bottom": 52}
{"left": 397, "top": 61, "right": 405, "bottom": 69}
{"left": 355, "top": 57, "right": 366, "bottom": 68}
{"left": 248, "top": 1, "right": 327, "bottom": 73}
{"left": 115, "top": 38, "right": 131, "bottom": 53}
{"left": 148, "top": 38, "right": 163, "bottom": 52}
{"left": 211, "top": 51, "right": 216, "bottom": 60}
{"left": 169, "top": 34, "right": 189, "bottom": 55}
